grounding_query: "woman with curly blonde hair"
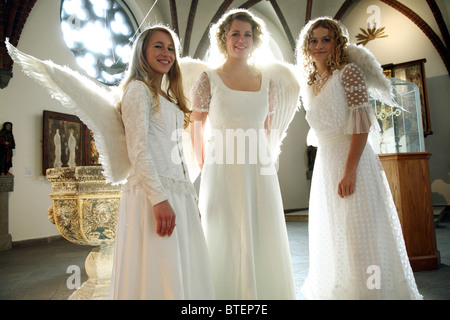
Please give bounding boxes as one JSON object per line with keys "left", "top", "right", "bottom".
{"left": 297, "top": 18, "right": 349, "bottom": 86}
{"left": 208, "top": 8, "right": 266, "bottom": 67}
{"left": 296, "top": 17, "right": 422, "bottom": 300}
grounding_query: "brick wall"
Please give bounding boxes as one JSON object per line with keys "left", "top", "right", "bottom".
{"left": 0, "top": 0, "right": 37, "bottom": 87}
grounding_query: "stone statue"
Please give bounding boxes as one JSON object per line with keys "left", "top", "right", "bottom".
{"left": 54, "top": 129, "right": 62, "bottom": 168}
{"left": 68, "top": 130, "right": 76, "bottom": 167}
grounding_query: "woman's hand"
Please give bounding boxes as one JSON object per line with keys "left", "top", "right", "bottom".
{"left": 153, "top": 200, "right": 176, "bottom": 237}
{"left": 338, "top": 170, "right": 356, "bottom": 198}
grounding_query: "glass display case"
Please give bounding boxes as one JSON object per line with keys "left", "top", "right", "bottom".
{"left": 369, "top": 78, "right": 425, "bottom": 154}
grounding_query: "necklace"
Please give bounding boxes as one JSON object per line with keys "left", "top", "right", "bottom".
{"left": 312, "top": 70, "right": 331, "bottom": 96}
{"left": 315, "top": 70, "right": 330, "bottom": 81}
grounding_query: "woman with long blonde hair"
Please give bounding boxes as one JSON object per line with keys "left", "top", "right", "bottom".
{"left": 5, "top": 20, "right": 214, "bottom": 301}
{"left": 110, "top": 25, "right": 214, "bottom": 299}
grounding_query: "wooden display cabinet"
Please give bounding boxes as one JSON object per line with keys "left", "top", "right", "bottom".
{"left": 379, "top": 152, "right": 440, "bottom": 271}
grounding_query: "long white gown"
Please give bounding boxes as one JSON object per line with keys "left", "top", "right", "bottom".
{"left": 191, "top": 70, "right": 296, "bottom": 300}
{"left": 301, "top": 63, "right": 422, "bottom": 300}
{"left": 5, "top": 40, "right": 213, "bottom": 299}
{"left": 110, "top": 80, "right": 214, "bottom": 300}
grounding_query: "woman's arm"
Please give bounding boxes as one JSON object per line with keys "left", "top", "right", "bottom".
{"left": 338, "top": 133, "right": 368, "bottom": 198}
{"left": 190, "top": 110, "right": 208, "bottom": 170}
{"left": 190, "top": 72, "right": 211, "bottom": 170}
{"left": 339, "top": 63, "right": 377, "bottom": 198}
{"left": 122, "top": 81, "right": 175, "bottom": 237}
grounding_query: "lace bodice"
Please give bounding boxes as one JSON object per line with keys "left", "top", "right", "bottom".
{"left": 121, "top": 80, "right": 195, "bottom": 205}
{"left": 303, "top": 63, "right": 380, "bottom": 146}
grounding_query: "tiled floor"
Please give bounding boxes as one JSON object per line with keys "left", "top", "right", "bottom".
{"left": 1, "top": 210, "right": 449, "bottom": 300}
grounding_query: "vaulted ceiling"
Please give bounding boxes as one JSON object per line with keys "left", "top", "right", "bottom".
{"left": 150, "top": 0, "right": 448, "bottom": 72}
{"left": 0, "top": 0, "right": 449, "bottom": 89}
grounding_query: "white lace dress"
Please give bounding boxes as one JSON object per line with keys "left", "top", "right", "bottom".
{"left": 301, "top": 63, "right": 422, "bottom": 299}
{"left": 109, "top": 80, "right": 214, "bottom": 299}
{"left": 191, "top": 70, "right": 296, "bottom": 300}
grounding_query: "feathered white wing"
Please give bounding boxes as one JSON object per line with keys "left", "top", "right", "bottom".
{"left": 6, "top": 39, "right": 130, "bottom": 184}
{"left": 179, "top": 57, "right": 209, "bottom": 103}
{"left": 260, "top": 61, "right": 301, "bottom": 163}
{"left": 179, "top": 57, "right": 209, "bottom": 183}
{"left": 178, "top": 58, "right": 300, "bottom": 178}
{"left": 347, "top": 43, "right": 400, "bottom": 109}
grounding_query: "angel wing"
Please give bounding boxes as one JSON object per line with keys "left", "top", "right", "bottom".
{"left": 259, "top": 61, "right": 301, "bottom": 163}
{"left": 6, "top": 39, "right": 130, "bottom": 184}
{"left": 179, "top": 57, "right": 209, "bottom": 104}
{"left": 347, "top": 43, "right": 401, "bottom": 109}
{"left": 179, "top": 57, "right": 209, "bottom": 182}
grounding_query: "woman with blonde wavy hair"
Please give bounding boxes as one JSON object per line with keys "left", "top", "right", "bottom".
{"left": 5, "top": 22, "right": 214, "bottom": 300}
{"left": 110, "top": 25, "right": 214, "bottom": 299}
{"left": 297, "top": 17, "right": 422, "bottom": 300}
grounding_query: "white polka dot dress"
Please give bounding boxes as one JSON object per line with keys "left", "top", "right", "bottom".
{"left": 301, "top": 63, "right": 422, "bottom": 300}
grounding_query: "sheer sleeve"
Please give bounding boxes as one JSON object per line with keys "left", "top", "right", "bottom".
{"left": 121, "top": 80, "right": 168, "bottom": 206}
{"left": 341, "top": 63, "right": 380, "bottom": 134}
{"left": 190, "top": 71, "right": 211, "bottom": 113}
{"left": 265, "top": 79, "right": 276, "bottom": 134}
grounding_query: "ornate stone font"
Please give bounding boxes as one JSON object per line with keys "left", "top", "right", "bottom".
{"left": 46, "top": 166, "right": 122, "bottom": 299}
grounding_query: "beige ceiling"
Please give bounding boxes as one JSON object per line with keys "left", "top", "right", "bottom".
{"left": 126, "top": 0, "right": 449, "bottom": 73}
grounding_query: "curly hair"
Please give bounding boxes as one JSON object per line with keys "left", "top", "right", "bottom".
{"left": 209, "top": 9, "right": 266, "bottom": 63}
{"left": 296, "top": 17, "right": 349, "bottom": 86}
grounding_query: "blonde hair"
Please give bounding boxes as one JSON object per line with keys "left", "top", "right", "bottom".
{"left": 297, "top": 17, "right": 349, "bottom": 86}
{"left": 208, "top": 8, "right": 266, "bottom": 66}
{"left": 119, "top": 25, "right": 191, "bottom": 128}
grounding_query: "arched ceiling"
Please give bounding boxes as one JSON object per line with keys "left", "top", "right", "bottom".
{"left": 132, "top": 0, "right": 449, "bottom": 72}
{"left": 0, "top": 0, "right": 449, "bottom": 89}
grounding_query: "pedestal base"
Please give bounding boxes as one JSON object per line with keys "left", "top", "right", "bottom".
{"left": 69, "top": 243, "right": 114, "bottom": 300}
{"left": 0, "top": 175, "right": 13, "bottom": 251}
{"left": 0, "top": 233, "right": 12, "bottom": 251}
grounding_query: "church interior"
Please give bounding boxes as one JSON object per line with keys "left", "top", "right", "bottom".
{"left": 0, "top": 0, "right": 449, "bottom": 300}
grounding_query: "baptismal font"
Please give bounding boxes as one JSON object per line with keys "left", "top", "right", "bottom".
{"left": 46, "top": 166, "right": 122, "bottom": 299}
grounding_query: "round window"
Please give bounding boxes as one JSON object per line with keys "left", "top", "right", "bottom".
{"left": 60, "top": 0, "right": 138, "bottom": 85}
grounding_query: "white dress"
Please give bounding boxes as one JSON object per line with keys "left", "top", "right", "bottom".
{"left": 191, "top": 70, "right": 296, "bottom": 300}
{"left": 110, "top": 80, "right": 214, "bottom": 300}
{"left": 301, "top": 63, "right": 422, "bottom": 300}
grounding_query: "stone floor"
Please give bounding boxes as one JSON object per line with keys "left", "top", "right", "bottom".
{"left": 0, "top": 209, "right": 449, "bottom": 300}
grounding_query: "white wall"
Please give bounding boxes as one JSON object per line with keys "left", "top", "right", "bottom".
{"left": 0, "top": 1, "right": 169, "bottom": 242}
{"left": 343, "top": 0, "right": 447, "bottom": 77}
{"left": 0, "top": 1, "right": 76, "bottom": 241}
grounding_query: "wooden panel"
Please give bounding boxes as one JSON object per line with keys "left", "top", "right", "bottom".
{"left": 379, "top": 152, "right": 440, "bottom": 271}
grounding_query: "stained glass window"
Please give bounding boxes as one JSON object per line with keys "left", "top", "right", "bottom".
{"left": 60, "top": 0, "right": 138, "bottom": 85}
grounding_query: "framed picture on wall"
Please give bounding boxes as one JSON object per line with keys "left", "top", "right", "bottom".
{"left": 42, "top": 110, "right": 98, "bottom": 175}
{"left": 382, "top": 59, "right": 432, "bottom": 136}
